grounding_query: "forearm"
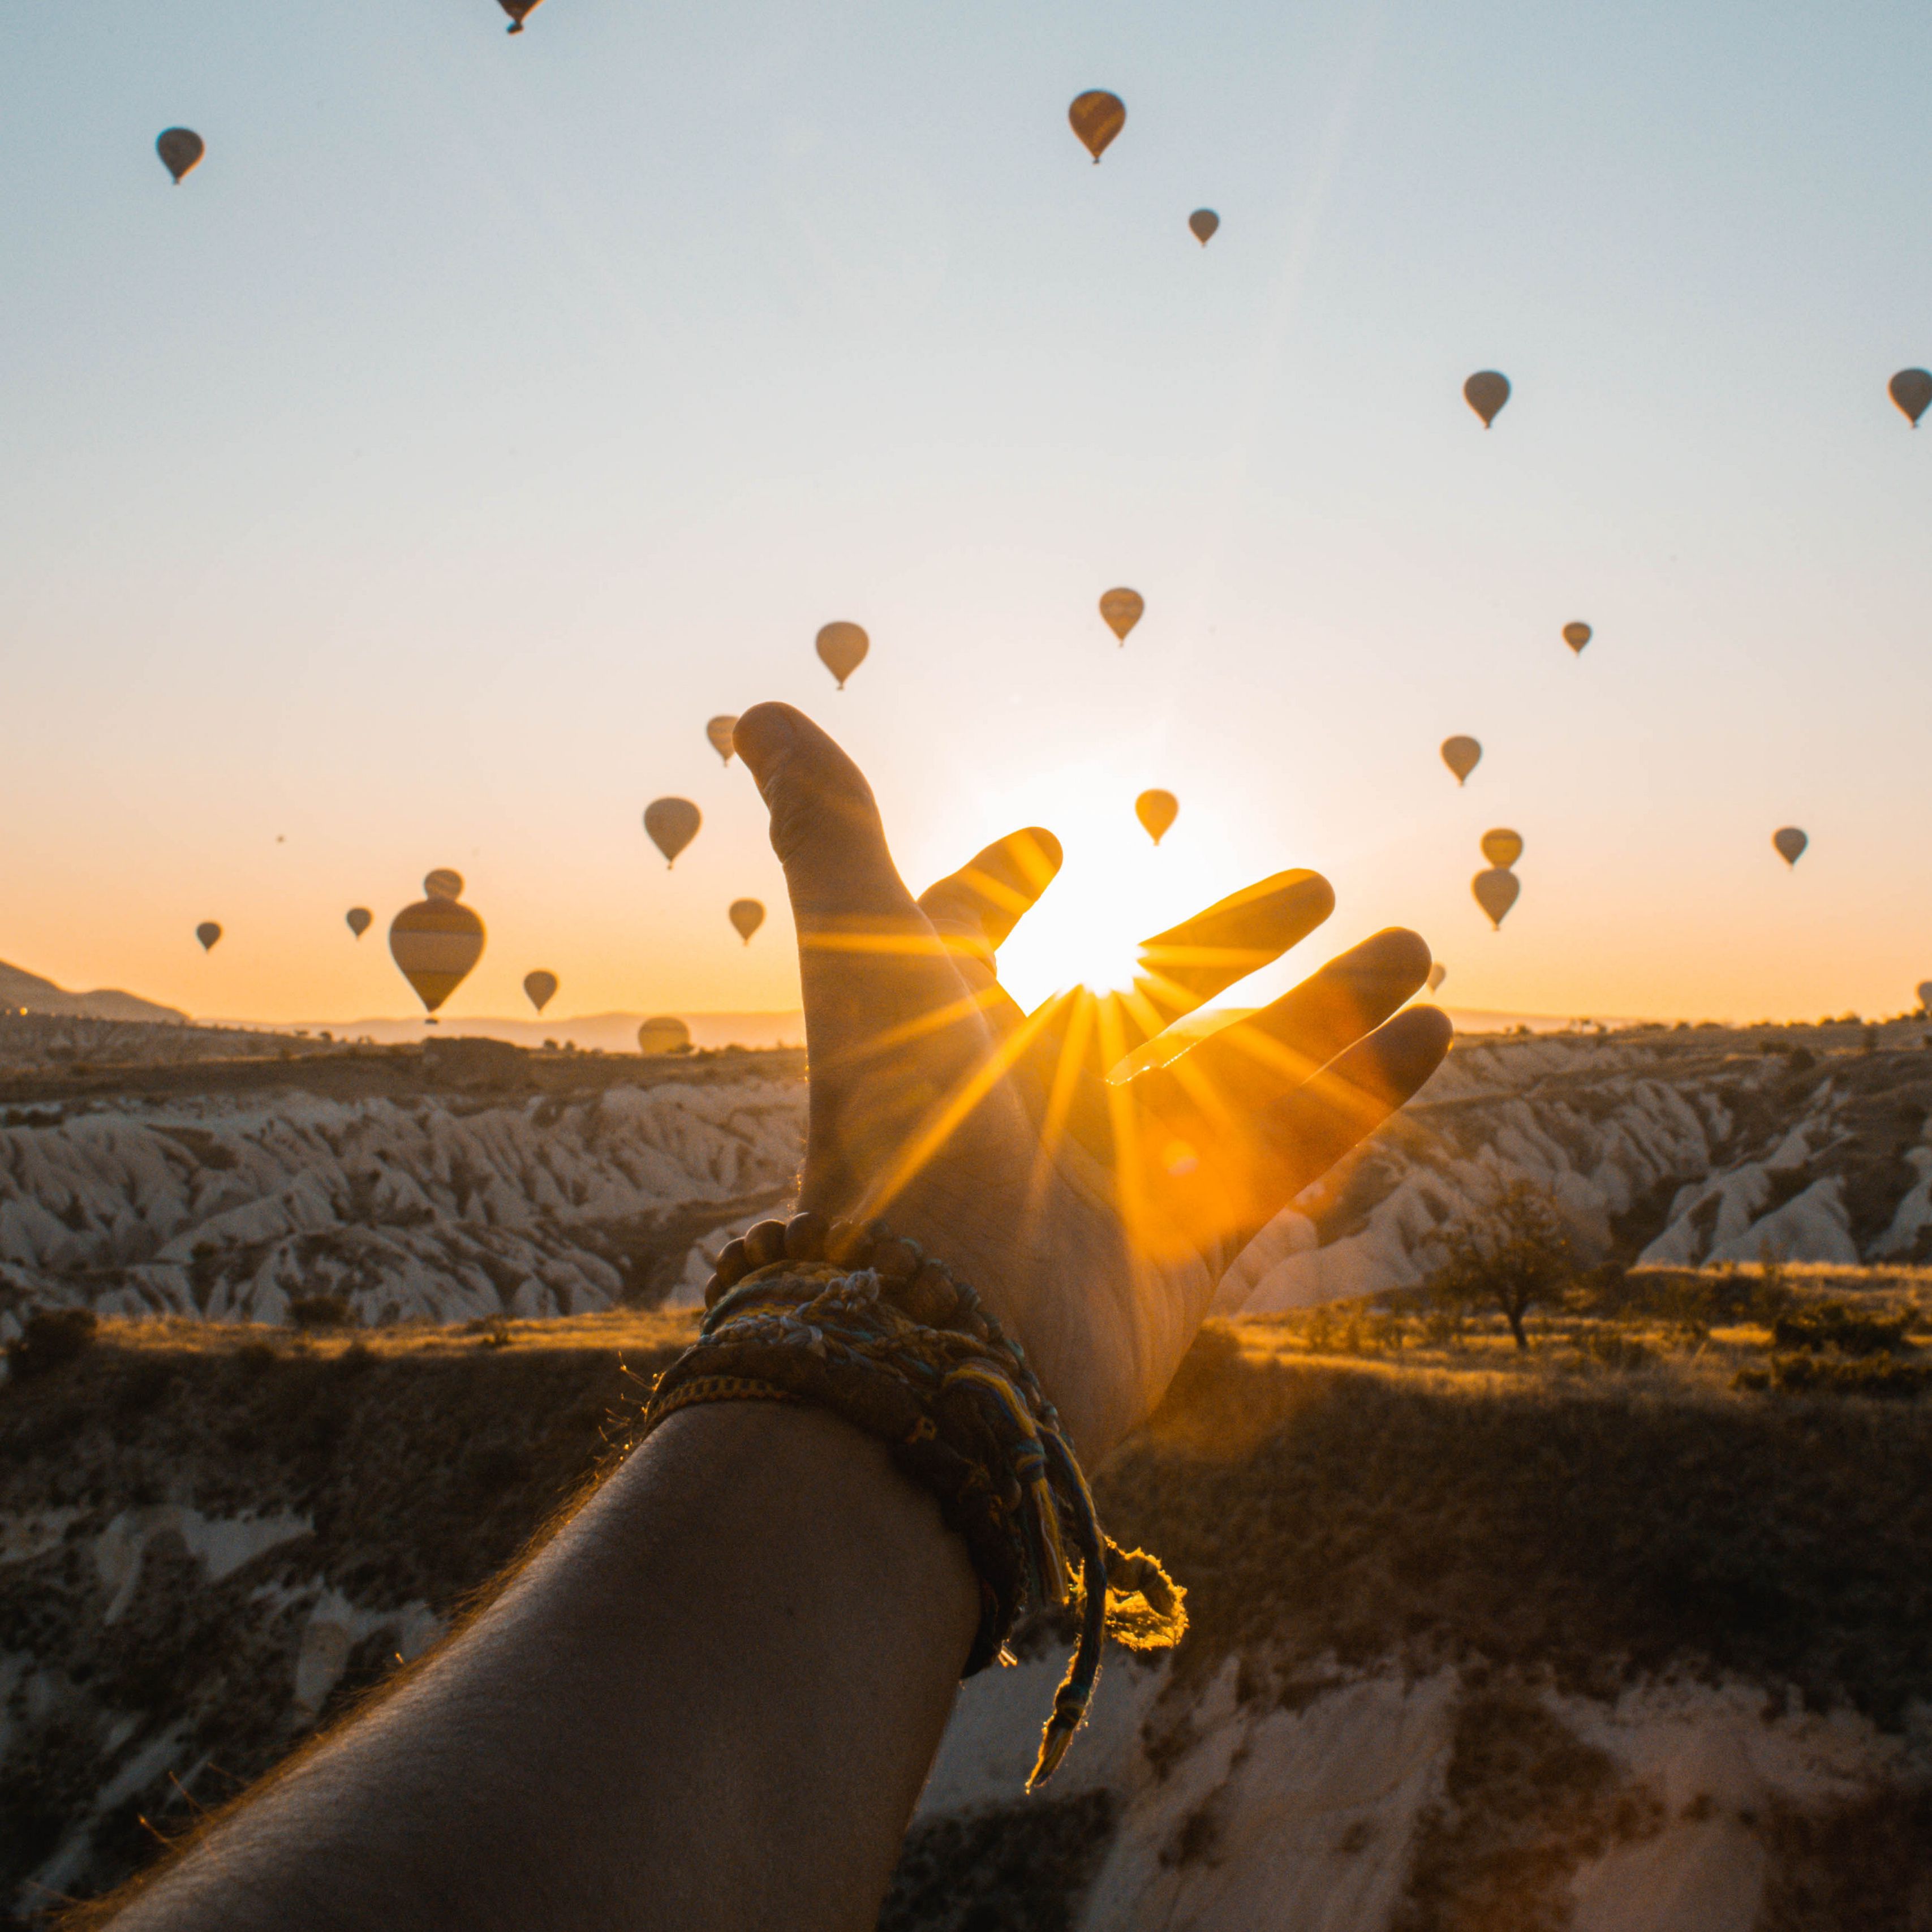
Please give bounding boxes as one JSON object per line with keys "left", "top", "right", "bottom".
{"left": 104, "top": 1404, "right": 979, "bottom": 1932}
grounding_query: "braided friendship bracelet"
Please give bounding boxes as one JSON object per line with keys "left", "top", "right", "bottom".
{"left": 636, "top": 1210, "right": 1186, "bottom": 1788}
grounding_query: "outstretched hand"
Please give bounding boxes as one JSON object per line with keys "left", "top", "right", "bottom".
{"left": 736, "top": 703, "right": 1452, "bottom": 1461}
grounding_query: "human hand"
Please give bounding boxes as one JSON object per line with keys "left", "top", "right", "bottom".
{"left": 735, "top": 704, "right": 1452, "bottom": 1461}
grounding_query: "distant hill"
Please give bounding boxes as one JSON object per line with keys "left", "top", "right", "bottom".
{"left": 0, "top": 959, "right": 186, "bottom": 1025}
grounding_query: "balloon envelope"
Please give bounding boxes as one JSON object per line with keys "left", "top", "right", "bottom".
{"left": 389, "top": 897, "right": 485, "bottom": 1014}
{"left": 1188, "top": 209, "right": 1219, "bottom": 246}
{"left": 706, "top": 715, "right": 738, "bottom": 764}
{"left": 1773, "top": 827, "right": 1808, "bottom": 867}
{"left": 424, "top": 869, "right": 464, "bottom": 901}
{"left": 644, "top": 798, "right": 702, "bottom": 867}
{"left": 1563, "top": 622, "right": 1592, "bottom": 653}
{"left": 1890, "top": 369, "right": 1931, "bottom": 427}
{"left": 1918, "top": 980, "right": 1932, "bottom": 1013}
{"left": 1068, "top": 91, "right": 1125, "bottom": 162}
{"left": 1480, "top": 828, "right": 1524, "bottom": 870}
{"left": 729, "top": 899, "right": 765, "bottom": 944}
{"left": 498, "top": 0, "right": 540, "bottom": 29}
{"left": 1099, "top": 588, "right": 1144, "bottom": 643}
{"left": 1427, "top": 963, "right": 1447, "bottom": 993}
{"left": 1135, "top": 789, "right": 1178, "bottom": 846}
{"left": 523, "top": 970, "right": 557, "bottom": 1013}
{"left": 157, "top": 128, "right": 204, "bottom": 183}
{"left": 1464, "top": 371, "right": 1510, "bottom": 427}
{"left": 346, "top": 907, "right": 372, "bottom": 939}
{"left": 195, "top": 922, "right": 221, "bottom": 952}
{"left": 816, "top": 622, "right": 868, "bottom": 689}
{"left": 1440, "top": 736, "right": 1482, "bottom": 785}
{"left": 1473, "top": 868, "right": 1520, "bottom": 930}
{"left": 638, "top": 1016, "right": 692, "bottom": 1056}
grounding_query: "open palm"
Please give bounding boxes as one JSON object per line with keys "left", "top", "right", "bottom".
{"left": 736, "top": 703, "right": 1452, "bottom": 1460}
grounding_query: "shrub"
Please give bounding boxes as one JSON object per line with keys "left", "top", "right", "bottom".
{"left": 5, "top": 1307, "right": 98, "bottom": 1380}
{"left": 287, "top": 1293, "right": 353, "bottom": 1331}
{"left": 1772, "top": 1301, "right": 1913, "bottom": 1358}
{"left": 1736, "top": 1355, "right": 1931, "bottom": 1401}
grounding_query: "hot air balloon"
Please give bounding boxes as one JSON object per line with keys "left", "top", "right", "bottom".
{"left": 499, "top": 0, "right": 540, "bottom": 30}
{"left": 196, "top": 922, "right": 222, "bottom": 952}
{"left": 729, "top": 899, "right": 765, "bottom": 945}
{"left": 1890, "top": 369, "right": 1931, "bottom": 428}
{"left": 644, "top": 798, "right": 702, "bottom": 867}
{"left": 1189, "top": 209, "right": 1219, "bottom": 246}
{"left": 1917, "top": 980, "right": 1932, "bottom": 1014}
{"left": 706, "top": 715, "right": 739, "bottom": 764}
{"left": 425, "top": 869, "right": 464, "bottom": 901}
{"left": 1069, "top": 91, "right": 1125, "bottom": 163}
{"left": 524, "top": 970, "right": 557, "bottom": 1014}
{"left": 1136, "top": 790, "right": 1178, "bottom": 846}
{"left": 1099, "top": 588, "right": 1143, "bottom": 644}
{"left": 346, "top": 908, "right": 372, "bottom": 939}
{"left": 1473, "top": 868, "right": 1520, "bottom": 930}
{"left": 1481, "top": 828, "right": 1524, "bottom": 870}
{"left": 1464, "top": 372, "right": 1510, "bottom": 428}
{"left": 389, "top": 882, "right": 485, "bottom": 1017}
{"left": 1773, "top": 827, "right": 1808, "bottom": 868}
{"left": 1441, "top": 736, "right": 1482, "bottom": 785}
{"left": 816, "top": 622, "right": 868, "bottom": 690}
{"left": 157, "top": 128, "right": 204, "bottom": 183}
{"left": 1427, "top": 963, "right": 1447, "bottom": 994}
{"left": 638, "top": 1016, "right": 692, "bottom": 1056}
{"left": 1563, "top": 622, "right": 1592, "bottom": 654}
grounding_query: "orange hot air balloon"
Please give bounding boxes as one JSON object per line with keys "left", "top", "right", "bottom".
{"left": 1563, "top": 622, "right": 1592, "bottom": 654}
{"left": 195, "top": 922, "right": 222, "bottom": 952}
{"left": 816, "top": 621, "right": 868, "bottom": 689}
{"left": 1890, "top": 369, "right": 1931, "bottom": 427}
{"left": 1464, "top": 371, "right": 1510, "bottom": 427}
{"left": 1473, "top": 868, "right": 1520, "bottom": 930}
{"left": 1069, "top": 91, "right": 1125, "bottom": 163}
{"left": 1440, "top": 736, "right": 1482, "bottom": 785}
{"left": 1481, "top": 828, "right": 1524, "bottom": 870}
{"left": 1773, "top": 827, "right": 1808, "bottom": 867}
{"left": 157, "top": 128, "right": 204, "bottom": 183}
{"left": 706, "top": 715, "right": 738, "bottom": 764}
{"left": 1136, "top": 789, "right": 1178, "bottom": 846}
{"left": 346, "top": 907, "right": 372, "bottom": 939}
{"left": 644, "top": 798, "right": 702, "bottom": 867}
{"left": 1098, "top": 588, "right": 1144, "bottom": 644}
{"left": 524, "top": 970, "right": 558, "bottom": 1014}
{"left": 1427, "top": 963, "right": 1447, "bottom": 993}
{"left": 638, "top": 1016, "right": 692, "bottom": 1056}
{"left": 389, "top": 888, "right": 485, "bottom": 1017}
{"left": 498, "top": 0, "right": 540, "bottom": 31}
{"left": 1188, "top": 209, "right": 1219, "bottom": 246}
{"left": 424, "top": 868, "right": 464, "bottom": 901}
{"left": 728, "top": 899, "right": 765, "bottom": 945}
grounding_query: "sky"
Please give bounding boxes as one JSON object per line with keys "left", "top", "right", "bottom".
{"left": 3, "top": 0, "right": 1929, "bottom": 1030}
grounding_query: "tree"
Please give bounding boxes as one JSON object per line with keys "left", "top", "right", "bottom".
{"left": 1429, "top": 1182, "right": 1573, "bottom": 1350}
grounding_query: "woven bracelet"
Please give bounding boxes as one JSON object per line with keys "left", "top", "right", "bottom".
{"left": 635, "top": 1210, "right": 1186, "bottom": 1788}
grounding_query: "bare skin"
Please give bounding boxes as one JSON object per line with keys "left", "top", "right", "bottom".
{"left": 94, "top": 704, "right": 1450, "bottom": 1932}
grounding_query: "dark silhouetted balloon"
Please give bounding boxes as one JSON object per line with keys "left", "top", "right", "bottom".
{"left": 644, "top": 798, "right": 702, "bottom": 867}
{"left": 707, "top": 715, "right": 738, "bottom": 764}
{"left": 195, "top": 922, "right": 222, "bottom": 952}
{"left": 638, "top": 1015, "right": 692, "bottom": 1056}
{"left": 1563, "top": 622, "right": 1591, "bottom": 654}
{"left": 1099, "top": 588, "right": 1143, "bottom": 644}
{"left": 1427, "top": 963, "right": 1447, "bottom": 993}
{"left": 157, "top": 129, "right": 204, "bottom": 183}
{"left": 498, "top": 0, "right": 540, "bottom": 31}
{"left": 346, "top": 907, "right": 372, "bottom": 939}
{"left": 1136, "top": 789, "right": 1178, "bottom": 846}
{"left": 1773, "top": 827, "right": 1808, "bottom": 867}
{"left": 424, "top": 869, "right": 464, "bottom": 901}
{"left": 389, "top": 890, "right": 485, "bottom": 1015}
{"left": 1890, "top": 369, "right": 1931, "bottom": 428}
{"left": 1189, "top": 209, "right": 1219, "bottom": 246}
{"left": 816, "top": 622, "right": 868, "bottom": 690}
{"left": 1473, "top": 868, "right": 1520, "bottom": 929}
{"left": 1441, "top": 736, "right": 1482, "bottom": 785}
{"left": 1481, "top": 828, "right": 1523, "bottom": 869}
{"left": 729, "top": 899, "right": 765, "bottom": 945}
{"left": 1464, "top": 372, "right": 1510, "bottom": 428}
{"left": 1917, "top": 980, "right": 1932, "bottom": 1014}
{"left": 1069, "top": 91, "right": 1125, "bottom": 163}
{"left": 524, "top": 970, "right": 557, "bottom": 1014}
